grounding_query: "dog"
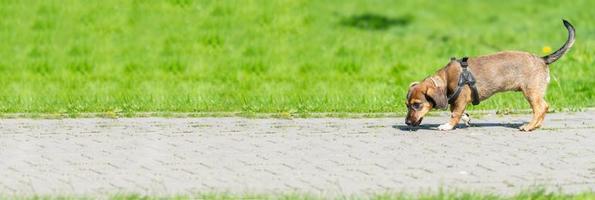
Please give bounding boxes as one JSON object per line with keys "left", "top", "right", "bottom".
{"left": 405, "top": 19, "right": 575, "bottom": 131}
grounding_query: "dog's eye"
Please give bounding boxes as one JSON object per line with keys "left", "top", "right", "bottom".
{"left": 411, "top": 103, "right": 422, "bottom": 110}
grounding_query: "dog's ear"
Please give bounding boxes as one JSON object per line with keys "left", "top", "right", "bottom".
{"left": 426, "top": 85, "right": 448, "bottom": 110}
{"left": 408, "top": 82, "right": 419, "bottom": 88}
{"left": 406, "top": 82, "right": 419, "bottom": 99}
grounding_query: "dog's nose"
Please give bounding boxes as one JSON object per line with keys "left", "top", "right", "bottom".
{"left": 405, "top": 120, "right": 412, "bottom": 126}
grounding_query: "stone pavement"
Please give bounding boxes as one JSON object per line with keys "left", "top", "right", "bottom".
{"left": 0, "top": 111, "right": 594, "bottom": 197}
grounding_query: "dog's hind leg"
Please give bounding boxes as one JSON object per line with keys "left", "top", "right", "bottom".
{"left": 520, "top": 88, "right": 549, "bottom": 131}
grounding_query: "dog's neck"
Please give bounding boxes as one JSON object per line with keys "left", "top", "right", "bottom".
{"left": 429, "top": 71, "right": 450, "bottom": 95}
{"left": 429, "top": 76, "right": 442, "bottom": 87}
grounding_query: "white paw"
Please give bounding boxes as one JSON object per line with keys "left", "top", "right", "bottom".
{"left": 438, "top": 123, "right": 454, "bottom": 131}
{"left": 461, "top": 113, "right": 471, "bottom": 126}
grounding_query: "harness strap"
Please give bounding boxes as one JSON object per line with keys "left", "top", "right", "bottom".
{"left": 447, "top": 57, "right": 481, "bottom": 105}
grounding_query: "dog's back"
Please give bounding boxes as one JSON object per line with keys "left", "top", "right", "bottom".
{"left": 464, "top": 51, "right": 548, "bottom": 99}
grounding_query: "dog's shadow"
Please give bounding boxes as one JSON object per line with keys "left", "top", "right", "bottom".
{"left": 393, "top": 122, "right": 523, "bottom": 131}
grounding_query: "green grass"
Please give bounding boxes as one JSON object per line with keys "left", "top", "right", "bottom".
{"left": 7, "top": 190, "right": 595, "bottom": 200}
{"left": 1, "top": 0, "right": 595, "bottom": 114}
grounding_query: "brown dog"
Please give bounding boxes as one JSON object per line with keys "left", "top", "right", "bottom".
{"left": 405, "top": 20, "right": 575, "bottom": 131}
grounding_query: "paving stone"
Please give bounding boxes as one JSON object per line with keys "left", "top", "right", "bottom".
{"left": 1, "top": 111, "right": 595, "bottom": 197}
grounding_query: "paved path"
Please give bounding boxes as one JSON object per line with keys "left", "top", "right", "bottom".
{"left": 1, "top": 111, "right": 595, "bottom": 197}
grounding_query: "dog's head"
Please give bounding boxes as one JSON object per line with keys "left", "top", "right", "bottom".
{"left": 405, "top": 78, "right": 447, "bottom": 126}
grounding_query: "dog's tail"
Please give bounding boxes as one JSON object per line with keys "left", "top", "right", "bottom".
{"left": 542, "top": 19, "right": 575, "bottom": 64}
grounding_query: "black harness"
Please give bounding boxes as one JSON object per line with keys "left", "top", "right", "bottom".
{"left": 447, "top": 57, "right": 481, "bottom": 105}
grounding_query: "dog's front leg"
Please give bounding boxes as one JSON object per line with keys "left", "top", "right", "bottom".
{"left": 438, "top": 99, "right": 468, "bottom": 131}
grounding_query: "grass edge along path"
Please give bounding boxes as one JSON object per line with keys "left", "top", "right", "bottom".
{"left": 0, "top": 107, "right": 590, "bottom": 119}
{"left": 5, "top": 189, "right": 595, "bottom": 200}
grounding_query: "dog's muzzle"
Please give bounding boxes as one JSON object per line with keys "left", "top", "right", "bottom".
{"left": 406, "top": 117, "right": 423, "bottom": 126}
